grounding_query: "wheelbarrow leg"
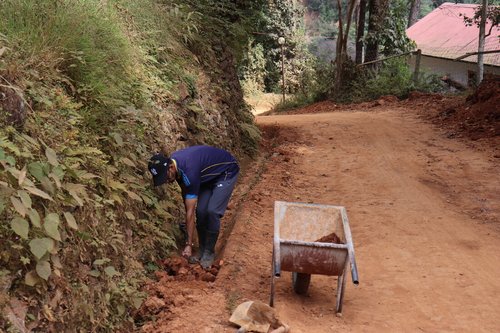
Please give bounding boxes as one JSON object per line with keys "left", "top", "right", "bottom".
{"left": 336, "top": 261, "right": 348, "bottom": 314}
{"left": 270, "top": 248, "right": 275, "bottom": 307}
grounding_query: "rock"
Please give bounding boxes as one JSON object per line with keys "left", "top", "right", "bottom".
{"left": 380, "top": 95, "right": 399, "bottom": 103}
{"left": 209, "top": 267, "right": 219, "bottom": 276}
{"left": 200, "top": 272, "right": 216, "bottom": 282}
{"left": 143, "top": 296, "right": 166, "bottom": 314}
{"left": 178, "top": 267, "right": 189, "bottom": 275}
{"left": 173, "top": 295, "right": 185, "bottom": 307}
{"left": 154, "top": 271, "right": 168, "bottom": 281}
{"left": 0, "top": 85, "right": 26, "bottom": 129}
{"left": 181, "top": 288, "right": 192, "bottom": 296}
{"left": 159, "top": 275, "right": 175, "bottom": 284}
{"left": 229, "top": 300, "right": 284, "bottom": 333}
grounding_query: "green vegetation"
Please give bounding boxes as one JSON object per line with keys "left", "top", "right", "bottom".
{"left": 0, "top": 0, "right": 262, "bottom": 331}
{"left": 238, "top": 0, "right": 316, "bottom": 96}
{"left": 369, "top": 0, "right": 416, "bottom": 57}
{"left": 336, "top": 58, "right": 443, "bottom": 103}
{"left": 268, "top": 0, "right": 448, "bottom": 111}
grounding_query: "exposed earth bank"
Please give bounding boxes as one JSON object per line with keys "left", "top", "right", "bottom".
{"left": 136, "top": 91, "right": 500, "bottom": 332}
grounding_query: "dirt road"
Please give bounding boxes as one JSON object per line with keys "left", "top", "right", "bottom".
{"left": 140, "top": 105, "right": 500, "bottom": 332}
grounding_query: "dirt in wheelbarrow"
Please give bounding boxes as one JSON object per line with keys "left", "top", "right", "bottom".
{"left": 136, "top": 97, "right": 500, "bottom": 332}
{"left": 316, "top": 233, "right": 343, "bottom": 244}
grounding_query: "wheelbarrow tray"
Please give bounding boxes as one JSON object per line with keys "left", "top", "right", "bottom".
{"left": 270, "top": 201, "right": 359, "bottom": 313}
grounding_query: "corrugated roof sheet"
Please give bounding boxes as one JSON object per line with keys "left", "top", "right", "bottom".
{"left": 406, "top": 2, "right": 499, "bottom": 66}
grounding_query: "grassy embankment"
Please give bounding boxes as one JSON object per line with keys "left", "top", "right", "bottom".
{"left": 0, "top": 0, "right": 258, "bottom": 331}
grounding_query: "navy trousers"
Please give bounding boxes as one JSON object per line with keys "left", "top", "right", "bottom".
{"left": 196, "top": 173, "right": 238, "bottom": 232}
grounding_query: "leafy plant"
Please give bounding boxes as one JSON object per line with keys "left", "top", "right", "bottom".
{"left": 364, "top": 0, "right": 416, "bottom": 57}
{"left": 240, "top": 39, "right": 267, "bottom": 96}
{"left": 461, "top": 4, "right": 500, "bottom": 37}
{"left": 333, "top": 58, "right": 444, "bottom": 103}
{"left": 0, "top": 0, "right": 259, "bottom": 331}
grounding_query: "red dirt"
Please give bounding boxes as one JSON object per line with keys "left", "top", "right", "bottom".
{"left": 404, "top": 77, "right": 500, "bottom": 142}
{"left": 136, "top": 90, "right": 500, "bottom": 332}
{"left": 315, "top": 233, "right": 342, "bottom": 244}
{"left": 161, "top": 256, "right": 221, "bottom": 282}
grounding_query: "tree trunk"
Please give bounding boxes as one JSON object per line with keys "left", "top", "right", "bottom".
{"left": 342, "top": 0, "right": 358, "bottom": 53}
{"left": 477, "top": 0, "right": 487, "bottom": 84}
{"left": 407, "top": 0, "right": 421, "bottom": 28}
{"left": 335, "top": 0, "right": 358, "bottom": 91}
{"left": 356, "top": 0, "right": 367, "bottom": 64}
{"left": 365, "top": 0, "right": 379, "bottom": 62}
{"left": 335, "top": 0, "right": 344, "bottom": 90}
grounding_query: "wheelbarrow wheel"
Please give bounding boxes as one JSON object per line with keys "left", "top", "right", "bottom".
{"left": 292, "top": 272, "right": 311, "bottom": 295}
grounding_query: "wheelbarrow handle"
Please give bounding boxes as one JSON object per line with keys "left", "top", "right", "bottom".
{"left": 341, "top": 208, "right": 359, "bottom": 285}
{"left": 349, "top": 251, "right": 359, "bottom": 285}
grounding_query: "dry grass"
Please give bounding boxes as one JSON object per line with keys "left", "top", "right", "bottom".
{"left": 245, "top": 93, "right": 282, "bottom": 115}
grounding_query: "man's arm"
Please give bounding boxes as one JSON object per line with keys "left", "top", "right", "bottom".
{"left": 182, "top": 197, "right": 197, "bottom": 258}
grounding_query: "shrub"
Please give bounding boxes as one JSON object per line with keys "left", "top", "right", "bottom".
{"left": 334, "top": 58, "right": 444, "bottom": 103}
{"left": 0, "top": 0, "right": 137, "bottom": 106}
{"left": 0, "top": 0, "right": 257, "bottom": 331}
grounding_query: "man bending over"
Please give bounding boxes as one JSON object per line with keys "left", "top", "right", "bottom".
{"left": 148, "top": 145, "right": 239, "bottom": 269}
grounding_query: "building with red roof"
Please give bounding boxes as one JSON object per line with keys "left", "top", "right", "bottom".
{"left": 406, "top": 2, "right": 499, "bottom": 87}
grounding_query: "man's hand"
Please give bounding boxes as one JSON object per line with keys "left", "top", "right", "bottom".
{"left": 182, "top": 198, "right": 197, "bottom": 259}
{"left": 182, "top": 244, "right": 192, "bottom": 258}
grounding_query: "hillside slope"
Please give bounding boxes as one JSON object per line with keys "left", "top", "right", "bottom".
{"left": 0, "top": 1, "right": 259, "bottom": 331}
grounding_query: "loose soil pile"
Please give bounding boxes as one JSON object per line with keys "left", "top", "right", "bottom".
{"left": 445, "top": 77, "right": 499, "bottom": 139}
{"left": 160, "top": 257, "right": 221, "bottom": 283}
{"left": 315, "top": 233, "right": 343, "bottom": 244}
{"left": 133, "top": 258, "right": 222, "bottom": 330}
{"left": 404, "top": 77, "right": 499, "bottom": 141}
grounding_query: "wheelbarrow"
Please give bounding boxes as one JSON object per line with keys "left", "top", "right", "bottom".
{"left": 270, "top": 201, "right": 359, "bottom": 314}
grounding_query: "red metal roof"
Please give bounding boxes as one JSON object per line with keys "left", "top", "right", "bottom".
{"left": 406, "top": 2, "right": 499, "bottom": 66}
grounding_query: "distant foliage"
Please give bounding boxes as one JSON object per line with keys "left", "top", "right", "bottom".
{"left": 333, "top": 58, "right": 443, "bottom": 103}
{"left": 305, "top": 0, "right": 340, "bottom": 37}
{"left": 461, "top": 4, "right": 500, "bottom": 36}
{"left": 365, "top": 0, "right": 416, "bottom": 57}
{"left": 238, "top": 0, "right": 316, "bottom": 95}
{"left": 240, "top": 39, "right": 267, "bottom": 95}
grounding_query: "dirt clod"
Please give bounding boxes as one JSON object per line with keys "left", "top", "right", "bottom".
{"left": 141, "top": 296, "right": 167, "bottom": 315}
{"left": 315, "top": 233, "right": 342, "bottom": 244}
{"left": 161, "top": 256, "right": 220, "bottom": 282}
{"left": 200, "top": 272, "right": 217, "bottom": 282}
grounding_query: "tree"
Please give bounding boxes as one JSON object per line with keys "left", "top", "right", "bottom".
{"left": 363, "top": 0, "right": 414, "bottom": 62}
{"left": 477, "top": 0, "right": 488, "bottom": 83}
{"left": 461, "top": 2, "right": 500, "bottom": 84}
{"left": 356, "top": 0, "right": 367, "bottom": 63}
{"left": 237, "top": 0, "right": 313, "bottom": 94}
{"left": 408, "top": 0, "right": 422, "bottom": 27}
{"left": 365, "top": 0, "right": 382, "bottom": 62}
{"left": 379, "top": 0, "right": 416, "bottom": 56}
{"left": 335, "top": 0, "right": 358, "bottom": 90}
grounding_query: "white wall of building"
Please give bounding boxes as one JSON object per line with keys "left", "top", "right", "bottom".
{"left": 409, "top": 54, "right": 500, "bottom": 87}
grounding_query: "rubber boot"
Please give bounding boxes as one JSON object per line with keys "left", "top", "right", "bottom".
{"left": 189, "top": 224, "right": 206, "bottom": 264}
{"left": 197, "top": 224, "right": 207, "bottom": 259}
{"left": 200, "top": 230, "right": 219, "bottom": 270}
